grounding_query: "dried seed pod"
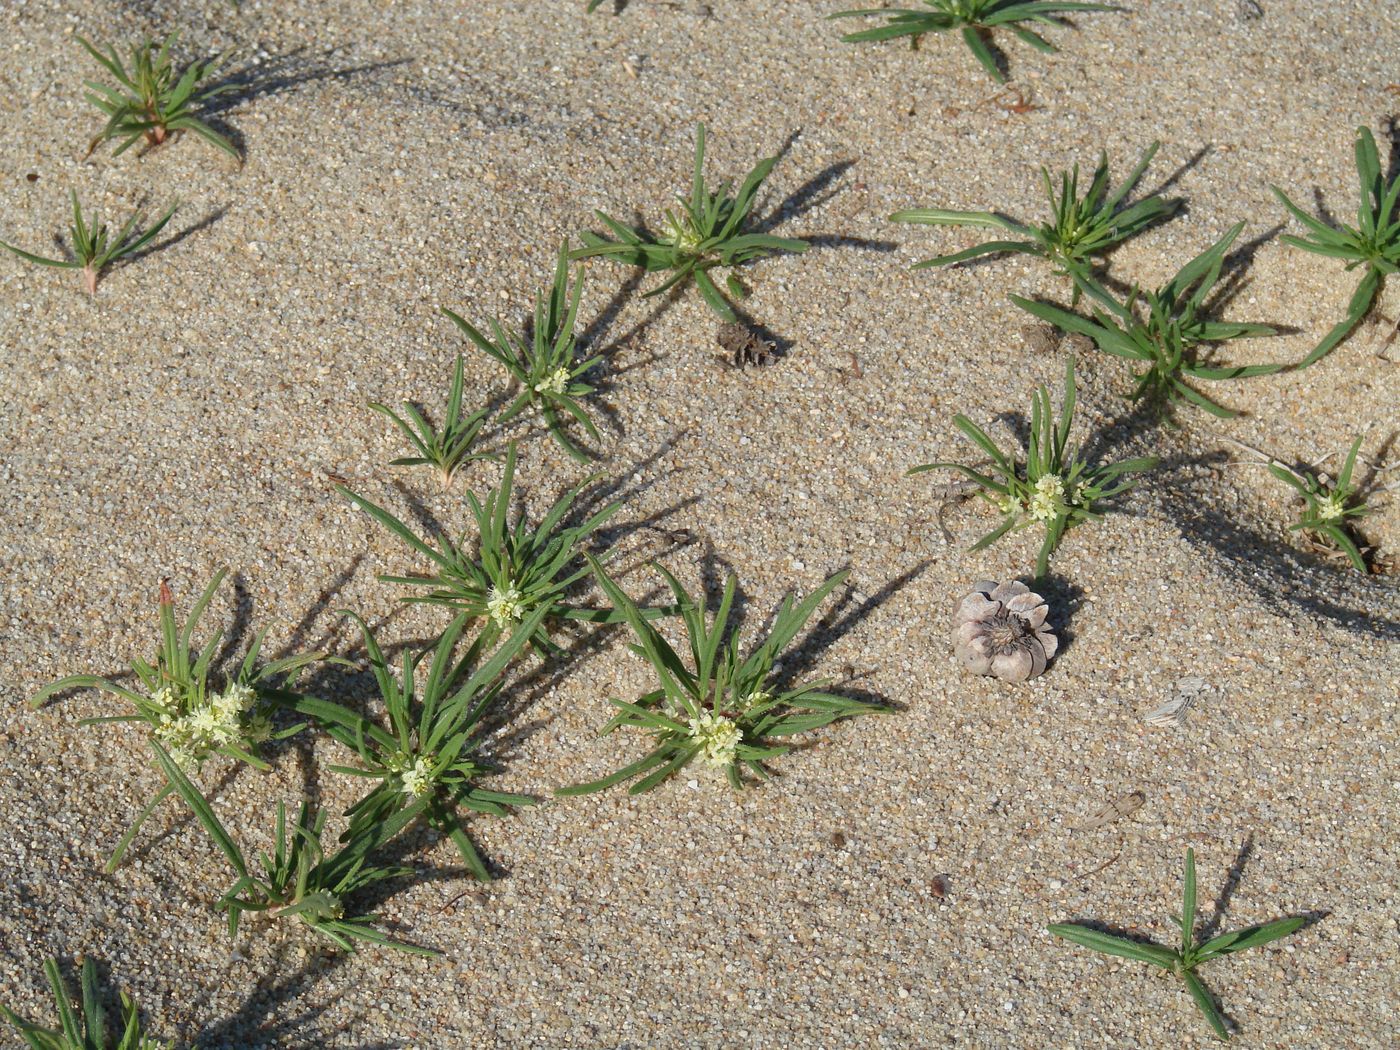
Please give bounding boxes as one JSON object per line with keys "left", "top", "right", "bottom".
{"left": 952, "top": 580, "right": 1058, "bottom": 682}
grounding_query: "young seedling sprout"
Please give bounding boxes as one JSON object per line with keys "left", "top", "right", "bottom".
{"left": 1049, "top": 847, "right": 1307, "bottom": 1041}
{"left": 29, "top": 570, "right": 323, "bottom": 871}
{"left": 1273, "top": 126, "right": 1400, "bottom": 366}
{"left": 1013, "top": 223, "right": 1284, "bottom": 420}
{"left": 341, "top": 444, "right": 627, "bottom": 654}
{"left": 892, "top": 142, "right": 1176, "bottom": 302}
{"left": 2, "top": 956, "right": 170, "bottom": 1050}
{"left": 909, "top": 359, "right": 1157, "bottom": 577}
{"left": 829, "top": 0, "right": 1117, "bottom": 83}
{"left": 570, "top": 123, "right": 809, "bottom": 322}
{"left": 558, "top": 560, "right": 884, "bottom": 796}
{"left": 1269, "top": 435, "right": 1372, "bottom": 573}
{"left": 442, "top": 245, "right": 601, "bottom": 463}
{"left": 154, "top": 740, "right": 440, "bottom": 955}
{"left": 78, "top": 31, "right": 238, "bottom": 159}
{"left": 369, "top": 354, "right": 495, "bottom": 488}
{"left": 0, "top": 192, "right": 176, "bottom": 294}
{"left": 282, "top": 608, "right": 547, "bottom": 882}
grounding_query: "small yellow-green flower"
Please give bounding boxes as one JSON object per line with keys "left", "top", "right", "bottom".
{"left": 533, "top": 367, "right": 570, "bottom": 396}
{"left": 1317, "top": 493, "right": 1346, "bottom": 521}
{"left": 1029, "top": 474, "right": 1065, "bottom": 522}
{"left": 688, "top": 710, "right": 741, "bottom": 766}
{"left": 486, "top": 584, "right": 524, "bottom": 628}
{"left": 400, "top": 754, "right": 435, "bottom": 797}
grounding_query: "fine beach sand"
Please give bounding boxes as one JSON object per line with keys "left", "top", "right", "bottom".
{"left": 1, "top": 0, "right": 1398, "bottom": 1046}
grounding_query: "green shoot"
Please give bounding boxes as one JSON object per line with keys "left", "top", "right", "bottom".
{"left": 1013, "top": 223, "right": 1284, "bottom": 420}
{"left": 1273, "top": 126, "right": 1400, "bottom": 366}
{"left": 558, "top": 559, "right": 884, "bottom": 796}
{"left": 1268, "top": 435, "right": 1372, "bottom": 573}
{"left": 893, "top": 142, "right": 1175, "bottom": 302}
{"left": 369, "top": 354, "right": 494, "bottom": 488}
{"left": 829, "top": 0, "right": 1117, "bottom": 83}
{"left": 29, "top": 570, "right": 324, "bottom": 872}
{"left": 0, "top": 192, "right": 176, "bottom": 294}
{"left": 570, "top": 123, "right": 809, "bottom": 322}
{"left": 442, "top": 245, "right": 601, "bottom": 463}
{"left": 909, "top": 359, "right": 1157, "bottom": 577}
{"left": 1049, "top": 847, "right": 1307, "bottom": 1041}
{"left": 280, "top": 607, "right": 547, "bottom": 882}
{"left": 340, "top": 444, "right": 625, "bottom": 654}
{"left": 78, "top": 31, "right": 238, "bottom": 159}
{"left": 1, "top": 957, "right": 169, "bottom": 1050}
{"left": 153, "top": 741, "right": 439, "bottom": 956}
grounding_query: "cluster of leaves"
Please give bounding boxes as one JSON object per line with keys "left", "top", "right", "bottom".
{"left": 1269, "top": 435, "right": 1372, "bottom": 573}
{"left": 910, "top": 359, "right": 1157, "bottom": 576}
{"left": 560, "top": 562, "right": 884, "bottom": 795}
{"left": 1014, "top": 223, "right": 1283, "bottom": 420}
{"left": 340, "top": 444, "right": 625, "bottom": 655}
{"left": 370, "top": 354, "right": 494, "bottom": 488}
{"left": 79, "top": 31, "right": 236, "bottom": 159}
{"left": 443, "top": 245, "right": 602, "bottom": 462}
{"left": 571, "top": 123, "right": 808, "bottom": 322}
{"left": 2, "top": 957, "right": 169, "bottom": 1050}
{"left": 30, "top": 570, "right": 321, "bottom": 872}
{"left": 1050, "top": 848, "right": 1305, "bottom": 1041}
{"left": 0, "top": 193, "right": 176, "bottom": 295}
{"left": 893, "top": 142, "right": 1176, "bottom": 302}
{"left": 1273, "top": 125, "right": 1400, "bottom": 366}
{"left": 830, "top": 0, "right": 1117, "bottom": 83}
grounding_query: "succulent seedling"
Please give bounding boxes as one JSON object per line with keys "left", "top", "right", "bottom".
{"left": 1049, "top": 847, "right": 1307, "bottom": 1041}
{"left": 893, "top": 142, "right": 1176, "bottom": 302}
{"left": 570, "top": 123, "right": 809, "bottom": 321}
{"left": 283, "top": 608, "right": 547, "bottom": 882}
{"left": 0, "top": 192, "right": 176, "bottom": 294}
{"left": 909, "top": 359, "right": 1157, "bottom": 577}
{"left": 442, "top": 245, "right": 601, "bottom": 463}
{"left": 1013, "top": 223, "right": 1284, "bottom": 419}
{"left": 1268, "top": 435, "right": 1372, "bottom": 573}
{"left": 1273, "top": 126, "right": 1400, "bottom": 366}
{"left": 78, "top": 31, "right": 238, "bottom": 158}
{"left": 341, "top": 444, "right": 628, "bottom": 654}
{"left": 29, "top": 570, "right": 323, "bottom": 871}
{"left": 154, "top": 742, "right": 439, "bottom": 956}
{"left": 369, "top": 354, "right": 495, "bottom": 488}
{"left": 558, "top": 560, "right": 883, "bottom": 795}
{"left": 829, "top": 0, "right": 1117, "bottom": 83}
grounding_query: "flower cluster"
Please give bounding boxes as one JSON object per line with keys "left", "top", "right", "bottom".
{"left": 533, "top": 367, "right": 571, "bottom": 396}
{"left": 152, "top": 681, "right": 265, "bottom": 772}
{"left": 486, "top": 584, "right": 525, "bottom": 628}
{"left": 1028, "top": 474, "right": 1065, "bottom": 522}
{"left": 688, "top": 710, "right": 741, "bottom": 766}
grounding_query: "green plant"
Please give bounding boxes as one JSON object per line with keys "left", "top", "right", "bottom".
{"left": 829, "top": 0, "right": 1116, "bottom": 83}
{"left": 908, "top": 359, "right": 1157, "bottom": 576}
{"left": 370, "top": 354, "right": 494, "bottom": 487}
{"left": 154, "top": 741, "right": 438, "bottom": 955}
{"left": 1269, "top": 435, "right": 1371, "bottom": 573}
{"left": 78, "top": 31, "right": 237, "bottom": 159}
{"left": 570, "top": 123, "right": 809, "bottom": 321}
{"left": 29, "top": 570, "right": 323, "bottom": 871}
{"left": 558, "top": 559, "right": 884, "bottom": 795}
{"left": 282, "top": 607, "right": 547, "bottom": 882}
{"left": 1012, "top": 223, "right": 1284, "bottom": 420}
{"left": 341, "top": 444, "right": 626, "bottom": 654}
{"left": 892, "top": 142, "right": 1175, "bottom": 302}
{"left": 442, "top": 245, "right": 601, "bottom": 463}
{"left": 2, "top": 957, "right": 169, "bottom": 1050}
{"left": 1049, "top": 847, "right": 1307, "bottom": 1041}
{"left": 1273, "top": 126, "right": 1400, "bottom": 367}
{"left": 0, "top": 192, "right": 176, "bottom": 294}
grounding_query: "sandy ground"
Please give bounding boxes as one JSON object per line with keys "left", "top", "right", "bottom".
{"left": 1, "top": 0, "right": 1398, "bottom": 1046}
